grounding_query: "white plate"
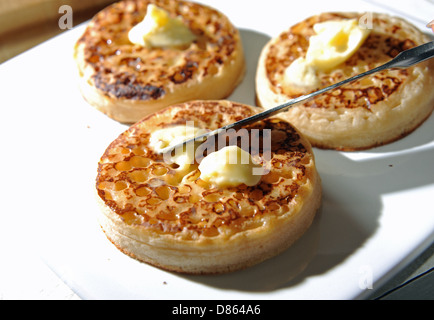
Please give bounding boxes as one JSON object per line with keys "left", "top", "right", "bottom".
{"left": 0, "top": 0, "right": 433, "bottom": 300}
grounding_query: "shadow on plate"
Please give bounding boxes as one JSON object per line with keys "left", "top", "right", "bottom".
{"left": 180, "top": 209, "right": 322, "bottom": 293}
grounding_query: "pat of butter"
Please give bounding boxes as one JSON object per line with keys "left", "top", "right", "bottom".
{"left": 284, "top": 57, "right": 320, "bottom": 88}
{"left": 199, "top": 146, "right": 262, "bottom": 188}
{"left": 306, "top": 19, "right": 371, "bottom": 71}
{"left": 283, "top": 19, "right": 371, "bottom": 88}
{"left": 128, "top": 4, "right": 196, "bottom": 47}
{"left": 149, "top": 124, "right": 207, "bottom": 169}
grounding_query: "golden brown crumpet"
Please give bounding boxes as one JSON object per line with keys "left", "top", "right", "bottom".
{"left": 256, "top": 12, "right": 434, "bottom": 151}
{"left": 95, "top": 100, "right": 322, "bottom": 274}
{"left": 74, "top": 0, "right": 245, "bottom": 123}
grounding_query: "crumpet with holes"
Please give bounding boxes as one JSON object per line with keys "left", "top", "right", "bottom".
{"left": 256, "top": 12, "right": 434, "bottom": 150}
{"left": 95, "top": 100, "right": 322, "bottom": 274}
{"left": 74, "top": 0, "right": 245, "bottom": 123}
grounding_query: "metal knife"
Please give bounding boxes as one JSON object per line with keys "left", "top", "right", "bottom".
{"left": 160, "top": 41, "right": 434, "bottom": 154}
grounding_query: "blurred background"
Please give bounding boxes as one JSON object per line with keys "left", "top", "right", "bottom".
{"left": 0, "top": 0, "right": 117, "bottom": 63}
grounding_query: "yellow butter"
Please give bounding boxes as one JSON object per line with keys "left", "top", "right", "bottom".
{"left": 306, "top": 19, "right": 371, "bottom": 71}
{"left": 283, "top": 18, "right": 371, "bottom": 88}
{"left": 128, "top": 4, "right": 196, "bottom": 48}
{"left": 283, "top": 57, "right": 320, "bottom": 88}
{"left": 199, "top": 146, "right": 262, "bottom": 188}
{"left": 149, "top": 124, "right": 207, "bottom": 169}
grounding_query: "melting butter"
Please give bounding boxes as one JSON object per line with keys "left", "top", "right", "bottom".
{"left": 199, "top": 146, "right": 263, "bottom": 188}
{"left": 149, "top": 124, "right": 207, "bottom": 170}
{"left": 128, "top": 4, "right": 196, "bottom": 48}
{"left": 283, "top": 57, "right": 320, "bottom": 88}
{"left": 283, "top": 18, "right": 371, "bottom": 88}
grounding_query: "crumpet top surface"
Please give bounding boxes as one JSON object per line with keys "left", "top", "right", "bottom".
{"left": 96, "top": 101, "right": 318, "bottom": 241}
{"left": 262, "top": 12, "right": 426, "bottom": 110}
{"left": 75, "top": 0, "right": 241, "bottom": 102}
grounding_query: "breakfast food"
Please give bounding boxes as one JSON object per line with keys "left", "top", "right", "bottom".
{"left": 256, "top": 12, "right": 434, "bottom": 150}
{"left": 95, "top": 100, "right": 322, "bottom": 274}
{"left": 74, "top": 0, "right": 245, "bottom": 123}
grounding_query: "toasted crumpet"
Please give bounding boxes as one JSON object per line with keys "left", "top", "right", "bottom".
{"left": 96, "top": 100, "right": 322, "bottom": 274}
{"left": 256, "top": 12, "right": 434, "bottom": 150}
{"left": 74, "top": 0, "right": 245, "bottom": 123}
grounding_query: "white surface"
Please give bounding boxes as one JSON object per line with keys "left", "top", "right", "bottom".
{"left": 0, "top": 0, "right": 433, "bottom": 300}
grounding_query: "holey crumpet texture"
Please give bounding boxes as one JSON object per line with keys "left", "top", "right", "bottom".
{"left": 95, "top": 100, "right": 322, "bottom": 274}
{"left": 256, "top": 12, "right": 434, "bottom": 151}
{"left": 74, "top": 0, "right": 245, "bottom": 123}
